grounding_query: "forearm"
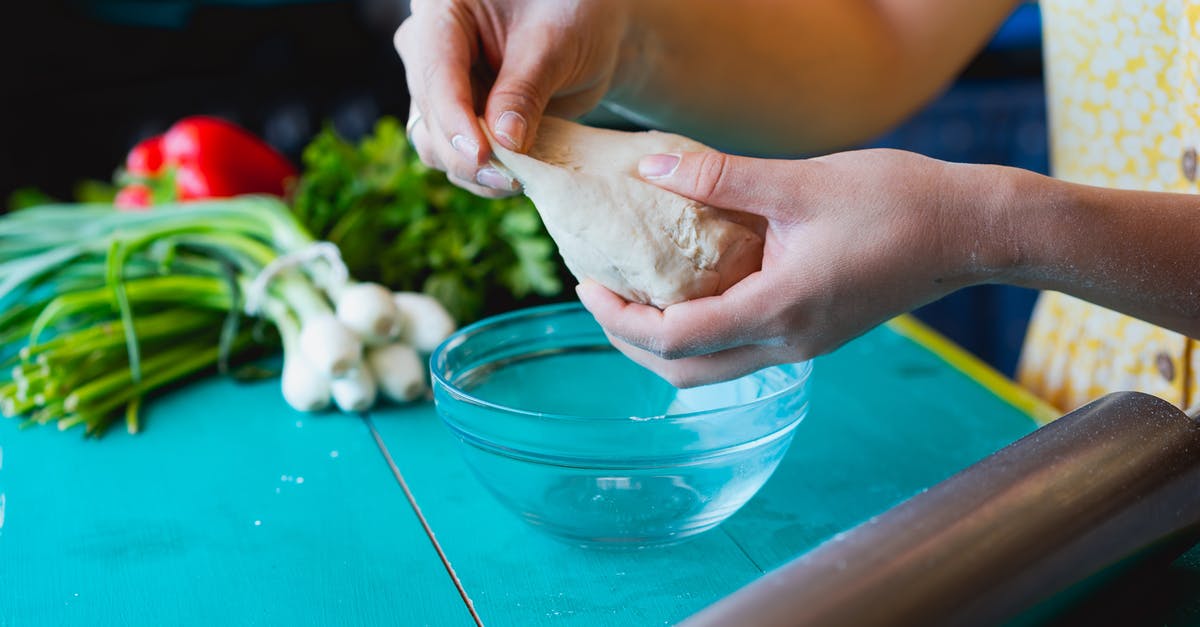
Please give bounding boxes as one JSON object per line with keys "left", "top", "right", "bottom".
{"left": 988, "top": 169, "right": 1200, "bottom": 338}
{"left": 606, "top": 0, "right": 1018, "bottom": 155}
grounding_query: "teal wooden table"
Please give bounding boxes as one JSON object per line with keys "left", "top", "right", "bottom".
{"left": 3, "top": 316, "right": 1197, "bottom": 626}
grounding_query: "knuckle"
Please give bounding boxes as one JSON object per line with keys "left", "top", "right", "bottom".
{"left": 655, "top": 330, "right": 693, "bottom": 361}
{"left": 398, "top": 20, "right": 412, "bottom": 51}
{"left": 782, "top": 344, "right": 817, "bottom": 366}
{"left": 771, "top": 300, "right": 807, "bottom": 338}
{"left": 692, "top": 151, "right": 732, "bottom": 201}
{"left": 393, "top": 19, "right": 416, "bottom": 56}
{"left": 775, "top": 333, "right": 808, "bottom": 358}
{"left": 763, "top": 316, "right": 792, "bottom": 345}
{"left": 490, "top": 76, "right": 547, "bottom": 113}
{"left": 792, "top": 346, "right": 815, "bottom": 363}
{"left": 657, "top": 345, "right": 688, "bottom": 361}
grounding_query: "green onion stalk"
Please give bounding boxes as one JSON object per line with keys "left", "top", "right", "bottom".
{"left": 0, "top": 196, "right": 452, "bottom": 436}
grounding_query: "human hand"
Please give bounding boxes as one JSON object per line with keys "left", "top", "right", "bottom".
{"left": 577, "top": 148, "right": 1011, "bottom": 387}
{"left": 394, "top": 0, "right": 632, "bottom": 197}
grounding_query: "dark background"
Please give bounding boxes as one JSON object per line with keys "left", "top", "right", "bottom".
{"left": 1, "top": 0, "right": 1047, "bottom": 376}
{"left": 2, "top": 0, "right": 411, "bottom": 196}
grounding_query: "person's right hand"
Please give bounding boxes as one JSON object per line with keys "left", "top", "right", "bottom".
{"left": 394, "top": 0, "right": 633, "bottom": 197}
{"left": 576, "top": 148, "right": 1015, "bottom": 388}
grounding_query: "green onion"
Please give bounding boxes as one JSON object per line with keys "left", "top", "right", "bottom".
{"left": 0, "top": 194, "right": 444, "bottom": 435}
{"left": 0, "top": 198, "right": 317, "bottom": 434}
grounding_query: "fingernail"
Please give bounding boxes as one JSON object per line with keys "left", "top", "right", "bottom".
{"left": 494, "top": 111, "right": 527, "bottom": 150}
{"left": 451, "top": 134, "right": 480, "bottom": 162}
{"left": 638, "top": 153, "right": 681, "bottom": 179}
{"left": 476, "top": 167, "right": 518, "bottom": 191}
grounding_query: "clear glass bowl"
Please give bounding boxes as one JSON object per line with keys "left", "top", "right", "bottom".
{"left": 430, "top": 303, "right": 812, "bottom": 548}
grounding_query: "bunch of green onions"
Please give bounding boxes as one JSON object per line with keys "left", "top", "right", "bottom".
{"left": 0, "top": 197, "right": 454, "bottom": 435}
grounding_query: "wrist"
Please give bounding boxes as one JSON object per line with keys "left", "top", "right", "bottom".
{"left": 945, "top": 162, "right": 1042, "bottom": 287}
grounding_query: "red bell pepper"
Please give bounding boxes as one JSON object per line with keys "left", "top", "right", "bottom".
{"left": 118, "top": 116, "right": 297, "bottom": 207}
{"left": 125, "top": 136, "right": 165, "bottom": 177}
{"left": 161, "top": 116, "right": 298, "bottom": 200}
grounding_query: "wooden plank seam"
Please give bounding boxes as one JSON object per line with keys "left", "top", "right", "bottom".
{"left": 362, "top": 414, "right": 484, "bottom": 627}
{"left": 722, "top": 527, "right": 765, "bottom": 574}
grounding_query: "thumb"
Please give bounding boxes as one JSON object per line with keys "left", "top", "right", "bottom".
{"left": 638, "top": 150, "right": 799, "bottom": 217}
{"left": 484, "top": 34, "right": 564, "bottom": 153}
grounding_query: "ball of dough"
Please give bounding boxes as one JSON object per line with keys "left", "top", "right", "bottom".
{"left": 487, "top": 117, "right": 763, "bottom": 309}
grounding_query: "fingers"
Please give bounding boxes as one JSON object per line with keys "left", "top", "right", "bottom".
{"left": 406, "top": 102, "right": 439, "bottom": 168}
{"left": 576, "top": 275, "right": 777, "bottom": 360}
{"left": 396, "top": 10, "right": 518, "bottom": 194}
{"left": 603, "top": 331, "right": 785, "bottom": 389}
{"left": 483, "top": 29, "right": 566, "bottom": 153}
{"left": 637, "top": 151, "right": 806, "bottom": 221}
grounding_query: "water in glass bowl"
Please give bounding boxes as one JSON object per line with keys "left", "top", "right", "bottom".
{"left": 445, "top": 346, "right": 805, "bottom": 548}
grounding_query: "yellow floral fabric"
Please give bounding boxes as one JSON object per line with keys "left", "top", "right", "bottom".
{"left": 1017, "top": 0, "right": 1199, "bottom": 411}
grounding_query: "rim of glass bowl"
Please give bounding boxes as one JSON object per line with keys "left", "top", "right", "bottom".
{"left": 429, "top": 302, "right": 813, "bottom": 425}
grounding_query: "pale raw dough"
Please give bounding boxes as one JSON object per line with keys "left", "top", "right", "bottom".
{"left": 487, "top": 117, "right": 763, "bottom": 308}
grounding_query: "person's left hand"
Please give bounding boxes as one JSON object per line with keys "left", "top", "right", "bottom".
{"left": 576, "top": 148, "right": 1016, "bottom": 387}
{"left": 394, "top": 0, "right": 634, "bottom": 197}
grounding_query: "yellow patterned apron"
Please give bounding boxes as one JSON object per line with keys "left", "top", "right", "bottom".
{"left": 1017, "top": 0, "right": 1200, "bottom": 411}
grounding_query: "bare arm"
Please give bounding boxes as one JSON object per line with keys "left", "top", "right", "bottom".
{"left": 607, "top": 0, "right": 1023, "bottom": 154}
{"left": 577, "top": 151, "right": 1200, "bottom": 387}
{"left": 396, "top": 0, "right": 1020, "bottom": 191}
{"left": 999, "top": 170, "right": 1200, "bottom": 337}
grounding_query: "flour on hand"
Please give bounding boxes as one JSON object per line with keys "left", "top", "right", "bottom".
{"left": 486, "top": 117, "right": 763, "bottom": 308}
